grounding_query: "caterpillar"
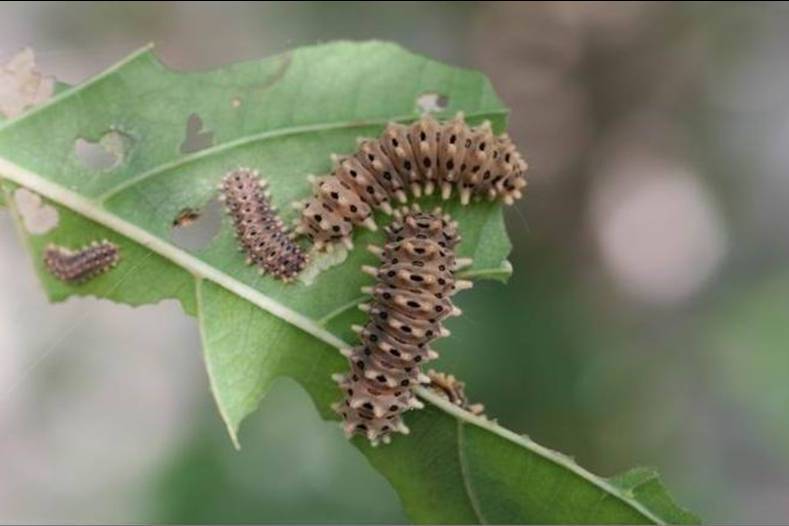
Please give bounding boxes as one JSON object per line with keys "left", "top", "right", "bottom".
{"left": 295, "top": 113, "right": 528, "bottom": 251}
{"left": 43, "top": 240, "right": 120, "bottom": 283}
{"left": 332, "top": 205, "right": 473, "bottom": 445}
{"left": 426, "top": 369, "right": 485, "bottom": 417}
{"left": 219, "top": 167, "right": 308, "bottom": 282}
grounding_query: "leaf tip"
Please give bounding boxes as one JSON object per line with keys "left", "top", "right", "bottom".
{"left": 224, "top": 421, "right": 242, "bottom": 451}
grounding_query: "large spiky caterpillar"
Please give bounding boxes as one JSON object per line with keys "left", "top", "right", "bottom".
{"left": 219, "top": 168, "right": 308, "bottom": 282}
{"left": 295, "top": 113, "right": 528, "bottom": 251}
{"left": 332, "top": 205, "right": 473, "bottom": 445}
{"left": 43, "top": 240, "right": 120, "bottom": 283}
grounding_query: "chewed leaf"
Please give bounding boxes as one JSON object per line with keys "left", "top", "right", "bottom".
{"left": 610, "top": 467, "right": 700, "bottom": 524}
{"left": 0, "top": 180, "right": 197, "bottom": 314}
{"left": 0, "top": 48, "right": 55, "bottom": 119}
{"left": 14, "top": 186, "right": 59, "bottom": 234}
{"left": 0, "top": 49, "right": 62, "bottom": 206}
{"left": 0, "top": 42, "right": 696, "bottom": 524}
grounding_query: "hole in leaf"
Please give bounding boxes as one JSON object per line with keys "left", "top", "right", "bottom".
{"left": 171, "top": 198, "right": 223, "bottom": 251}
{"left": 180, "top": 113, "right": 214, "bottom": 154}
{"left": 75, "top": 130, "right": 131, "bottom": 170}
{"left": 0, "top": 47, "right": 55, "bottom": 119}
{"left": 13, "top": 187, "right": 58, "bottom": 235}
{"left": 297, "top": 244, "right": 349, "bottom": 286}
{"left": 416, "top": 92, "right": 449, "bottom": 113}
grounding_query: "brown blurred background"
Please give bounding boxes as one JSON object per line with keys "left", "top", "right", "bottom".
{"left": 2, "top": 2, "right": 789, "bottom": 523}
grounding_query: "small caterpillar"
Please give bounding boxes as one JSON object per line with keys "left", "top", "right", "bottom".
{"left": 219, "top": 168, "right": 308, "bottom": 282}
{"left": 43, "top": 240, "right": 120, "bottom": 283}
{"left": 295, "top": 113, "right": 528, "bottom": 250}
{"left": 332, "top": 205, "right": 473, "bottom": 445}
{"left": 426, "top": 369, "right": 485, "bottom": 417}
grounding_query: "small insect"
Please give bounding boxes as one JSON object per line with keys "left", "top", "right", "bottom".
{"left": 43, "top": 240, "right": 120, "bottom": 283}
{"left": 218, "top": 167, "right": 308, "bottom": 282}
{"left": 295, "top": 113, "right": 528, "bottom": 251}
{"left": 172, "top": 207, "right": 201, "bottom": 227}
{"left": 332, "top": 205, "right": 473, "bottom": 445}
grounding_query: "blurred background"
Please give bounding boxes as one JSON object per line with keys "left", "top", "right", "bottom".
{"left": 1, "top": 1, "right": 788, "bottom": 523}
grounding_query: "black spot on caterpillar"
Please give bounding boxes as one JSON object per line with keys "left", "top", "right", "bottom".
{"left": 219, "top": 167, "right": 308, "bottom": 282}
{"left": 295, "top": 113, "right": 528, "bottom": 250}
{"left": 331, "top": 205, "right": 474, "bottom": 445}
{"left": 43, "top": 240, "right": 120, "bottom": 283}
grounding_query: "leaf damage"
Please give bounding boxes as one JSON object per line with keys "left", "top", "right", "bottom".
{"left": 0, "top": 42, "right": 698, "bottom": 525}
{"left": 13, "top": 187, "right": 59, "bottom": 234}
{"left": 0, "top": 48, "right": 55, "bottom": 119}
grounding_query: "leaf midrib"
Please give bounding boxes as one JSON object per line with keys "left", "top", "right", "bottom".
{"left": 0, "top": 154, "right": 666, "bottom": 525}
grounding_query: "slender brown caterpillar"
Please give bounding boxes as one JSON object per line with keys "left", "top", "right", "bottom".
{"left": 295, "top": 113, "right": 528, "bottom": 250}
{"left": 426, "top": 369, "right": 485, "bottom": 417}
{"left": 332, "top": 205, "right": 473, "bottom": 445}
{"left": 219, "top": 167, "right": 308, "bottom": 282}
{"left": 43, "top": 240, "right": 120, "bottom": 283}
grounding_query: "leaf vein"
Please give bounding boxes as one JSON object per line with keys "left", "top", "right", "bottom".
{"left": 457, "top": 421, "right": 488, "bottom": 524}
{"left": 96, "top": 109, "right": 506, "bottom": 203}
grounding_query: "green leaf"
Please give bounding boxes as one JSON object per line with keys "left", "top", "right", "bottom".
{"left": 0, "top": 42, "right": 696, "bottom": 524}
{"left": 0, "top": 58, "right": 68, "bottom": 207}
{"left": 610, "top": 468, "right": 700, "bottom": 525}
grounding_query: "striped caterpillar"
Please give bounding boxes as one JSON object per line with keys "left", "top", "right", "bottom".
{"left": 295, "top": 113, "right": 527, "bottom": 251}
{"left": 219, "top": 168, "right": 308, "bottom": 282}
{"left": 332, "top": 205, "right": 473, "bottom": 445}
{"left": 43, "top": 240, "right": 120, "bottom": 283}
